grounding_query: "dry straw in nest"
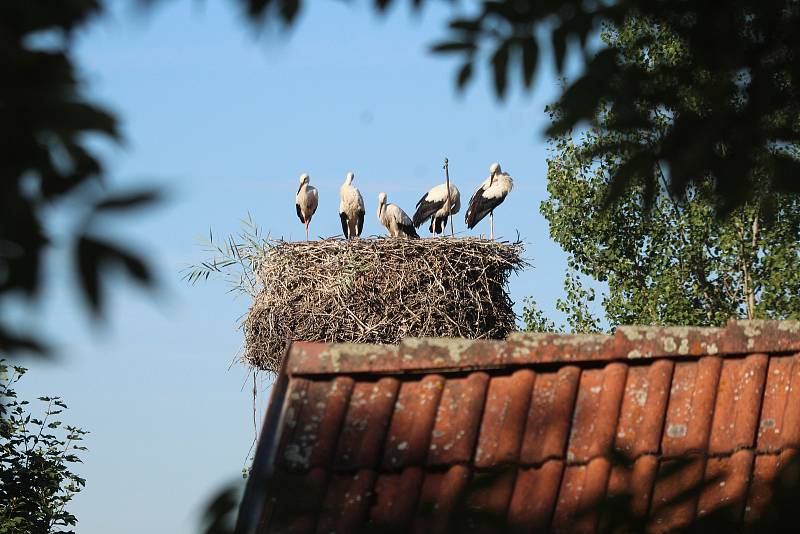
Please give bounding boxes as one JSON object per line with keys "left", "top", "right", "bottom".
{"left": 244, "top": 237, "right": 526, "bottom": 373}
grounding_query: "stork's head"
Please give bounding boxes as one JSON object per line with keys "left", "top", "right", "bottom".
{"left": 297, "top": 173, "right": 310, "bottom": 194}
{"left": 345, "top": 171, "right": 355, "bottom": 185}
{"left": 378, "top": 192, "right": 387, "bottom": 206}
{"left": 489, "top": 162, "right": 502, "bottom": 176}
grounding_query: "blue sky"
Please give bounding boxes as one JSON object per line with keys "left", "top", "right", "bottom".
{"left": 15, "top": 1, "right": 587, "bottom": 532}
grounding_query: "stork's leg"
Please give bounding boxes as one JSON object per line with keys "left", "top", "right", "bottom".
{"left": 305, "top": 220, "right": 309, "bottom": 242}
{"left": 490, "top": 211, "right": 494, "bottom": 240}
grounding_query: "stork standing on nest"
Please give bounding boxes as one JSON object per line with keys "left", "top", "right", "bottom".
{"left": 295, "top": 173, "right": 318, "bottom": 241}
{"left": 377, "top": 192, "right": 419, "bottom": 238}
{"left": 465, "top": 162, "right": 513, "bottom": 240}
{"left": 339, "top": 171, "right": 365, "bottom": 239}
{"left": 413, "top": 159, "right": 460, "bottom": 237}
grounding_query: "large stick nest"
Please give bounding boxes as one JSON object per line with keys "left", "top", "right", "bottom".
{"left": 244, "top": 237, "right": 526, "bottom": 372}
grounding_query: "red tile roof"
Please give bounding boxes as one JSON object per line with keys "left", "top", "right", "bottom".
{"left": 237, "top": 320, "right": 800, "bottom": 533}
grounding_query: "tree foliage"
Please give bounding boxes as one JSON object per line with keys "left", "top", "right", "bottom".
{"left": 0, "top": 361, "right": 88, "bottom": 533}
{"left": 522, "top": 261, "right": 602, "bottom": 334}
{"left": 430, "top": 0, "right": 800, "bottom": 215}
{"left": 524, "top": 18, "right": 800, "bottom": 333}
{"left": 0, "top": 1, "right": 159, "bottom": 354}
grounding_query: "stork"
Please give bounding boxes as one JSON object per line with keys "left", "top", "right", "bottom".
{"left": 413, "top": 159, "right": 460, "bottom": 236}
{"left": 377, "top": 192, "right": 419, "bottom": 238}
{"left": 339, "top": 171, "right": 365, "bottom": 239}
{"left": 295, "top": 173, "right": 318, "bottom": 241}
{"left": 413, "top": 183, "right": 460, "bottom": 236}
{"left": 465, "top": 162, "right": 513, "bottom": 240}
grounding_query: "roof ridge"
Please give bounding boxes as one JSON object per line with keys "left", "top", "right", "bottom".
{"left": 285, "top": 320, "right": 800, "bottom": 376}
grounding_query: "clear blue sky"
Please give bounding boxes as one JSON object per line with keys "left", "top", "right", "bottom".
{"left": 15, "top": 1, "right": 588, "bottom": 532}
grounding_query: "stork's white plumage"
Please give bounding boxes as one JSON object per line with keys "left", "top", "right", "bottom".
{"left": 465, "top": 162, "right": 513, "bottom": 240}
{"left": 377, "top": 192, "right": 419, "bottom": 238}
{"left": 339, "top": 172, "right": 365, "bottom": 239}
{"left": 295, "top": 173, "right": 319, "bottom": 241}
{"left": 412, "top": 183, "right": 461, "bottom": 236}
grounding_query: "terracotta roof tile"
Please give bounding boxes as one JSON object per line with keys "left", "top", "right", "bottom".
{"left": 707, "top": 354, "right": 768, "bottom": 454}
{"left": 650, "top": 455, "right": 707, "bottom": 531}
{"left": 239, "top": 320, "right": 800, "bottom": 533}
{"left": 566, "top": 363, "right": 628, "bottom": 463}
{"left": 368, "top": 467, "right": 423, "bottom": 529}
{"left": 697, "top": 449, "right": 754, "bottom": 523}
{"left": 381, "top": 374, "right": 444, "bottom": 470}
{"left": 457, "top": 467, "right": 517, "bottom": 533}
{"left": 605, "top": 455, "right": 660, "bottom": 520}
{"left": 279, "top": 377, "right": 354, "bottom": 472}
{"left": 412, "top": 464, "right": 470, "bottom": 533}
{"left": 316, "top": 469, "right": 375, "bottom": 533}
{"left": 744, "top": 449, "right": 797, "bottom": 523}
{"left": 427, "top": 372, "right": 489, "bottom": 466}
{"left": 757, "top": 353, "right": 800, "bottom": 452}
{"left": 274, "top": 377, "right": 309, "bottom": 466}
{"left": 661, "top": 357, "right": 722, "bottom": 457}
{"left": 333, "top": 378, "right": 399, "bottom": 471}
{"left": 474, "top": 369, "right": 535, "bottom": 468}
{"left": 614, "top": 360, "right": 673, "bottom": 459}
{"left": 507, "top": 461, "right": 564, "bottom": 532}
{"left": 262, "top": 467, "right": 328, "bottom": 533}
{"left": 519, "top": 366, "right": 581, "bottom": 464}
{"left": 551, "top": 457, "right": 612, "bottom": 533}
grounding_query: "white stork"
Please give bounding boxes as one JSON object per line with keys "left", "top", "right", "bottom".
{"left": 339, "top": 172, "right": 365, "bottom": 239}
{"left": 465, "top": 162, "right": 514, "bottom": 240}
{"left": 412, "top": 183, "right": 461, "bottom": 236}
{"left": 377, "top": 192, "right": 419, "bottom": 238}
{"left": 295, "top": 173, "right": 318, "bottom": 241}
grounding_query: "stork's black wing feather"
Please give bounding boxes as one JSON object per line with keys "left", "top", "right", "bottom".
{"left": 296, "top": 203, "right": 305, "bottom": 223}
{"left": 339, "top": 212, "right": 349, "bottom": 238}
{"left": 413, "top": 196, "right": 445, "bottom": 228}
{"left": 398, "top": 223, "right": 419, "bottom": 238}
{"left": 465, "top": 189, "right": 501, "bottom": 229}
{"left": 465, "top": 189, "right": 483, "bottom": 227}
{"left": 431, "top": 214, "right": 448, "bottom": 234}
{"left": 355, "top": 210, "right": 365, "bottom": 237}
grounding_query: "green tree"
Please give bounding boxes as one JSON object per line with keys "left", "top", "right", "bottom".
{"left": 525, "top": 17, "right": 800, "bottom": 333}
{"left": 0, "top": 361, "right": 88, "bottom": 533}
{"left": 431, "top": 0, "right": 800, "bottom": 214}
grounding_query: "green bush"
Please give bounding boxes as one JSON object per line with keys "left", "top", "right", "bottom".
{"left": 0, "top": 361, "right": 87, "bottom": 534}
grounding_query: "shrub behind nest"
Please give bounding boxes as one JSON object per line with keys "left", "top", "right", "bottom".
{"left": 244, "top": 237, "right": 525, "bottom": 373}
